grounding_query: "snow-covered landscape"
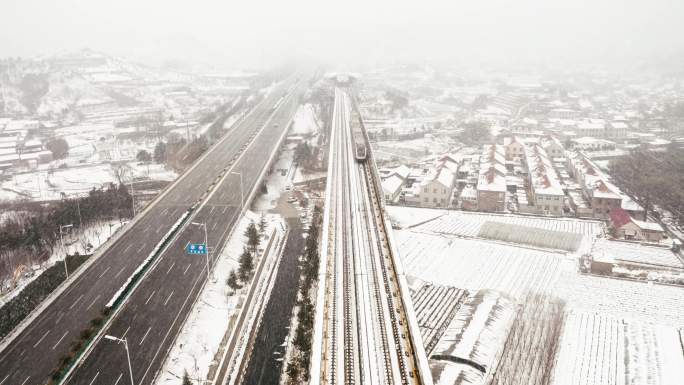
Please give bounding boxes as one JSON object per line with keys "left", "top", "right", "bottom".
{"left": 390, "top": 205, "right": 684, "bottom": 385}
{"left": 3, "top": 3, "right": 684, "bottom": 384}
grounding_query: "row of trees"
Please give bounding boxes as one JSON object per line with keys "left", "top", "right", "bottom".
{"left": 491, "top": 294, "right": 565, "bottom": 385}
{"left": 227, "top": 217, "right": 266, "bottom": 293}
{"left": 286, "top": 206, "right": 321, "bottom": 384}
{"left": 610, "top": 146, "right": 684, "bottom": 223}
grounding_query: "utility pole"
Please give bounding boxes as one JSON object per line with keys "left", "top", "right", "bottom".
{"left": 230, "top": 171, "right": 244, "bottom": 209}
{"left": 129, "top": 169, "right": 136, "bottom": 217}
{"left": 76, "top": 197, "right": 82, "bottom": 228}
{"left": 59, "top": 224, "right": 73, "bottom": 278}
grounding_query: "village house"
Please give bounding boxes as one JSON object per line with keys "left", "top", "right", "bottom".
{"left": 609, "top": 208, "right": 665, "bottom": 242}
{"left": 523, "top": 144, "right": 565, "bottom": 216}
{"left": 419, "top": 167, "right": 455, "bottom": 208}
{"left": 476, "top": 167, "right": 506, "bottom": 212}
{"left": 502, "top": 136, "right": 525, "bottom": 162}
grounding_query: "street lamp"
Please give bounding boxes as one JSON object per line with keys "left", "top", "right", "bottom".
{"left": 59, "top": 224, "right": 73, "bottom": 278}
{"left": 130, "top": 173, "right": 136, "bottom": 217}
{"left": 191, "top": 222, "right": 212, "bottom": 281}
{"left": 104, "top": 334, "right": 134, "bottom": 385}
{"left": 230, "top": 171, "right": 243, "bottom": 209}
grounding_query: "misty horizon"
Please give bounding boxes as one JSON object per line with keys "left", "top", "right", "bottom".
{"left": 2, "top": 0, "right": 684, "bottom": 73}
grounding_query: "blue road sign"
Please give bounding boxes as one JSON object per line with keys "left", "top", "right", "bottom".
{"left": 186, "top": 243, "right": 207, "bottom": 254}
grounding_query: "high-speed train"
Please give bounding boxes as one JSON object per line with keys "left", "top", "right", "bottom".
{"left": 352, "top": 125, "right": 367, "bottom": 161}
{"left": 351, "top": 105, "right": 367, "bottom": 162}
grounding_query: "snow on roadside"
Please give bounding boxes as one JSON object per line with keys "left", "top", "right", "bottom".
{"left": 154, "top": 210, "right": 284, "bottom": 384}
{"left": 0, "top": 219, "right": 125, "bottom": 305}
{"left": 253, "top": 145, "right": 295, "bottom": 211}
{"left": 290, "top": 104, "right": 320, "bottom": 136}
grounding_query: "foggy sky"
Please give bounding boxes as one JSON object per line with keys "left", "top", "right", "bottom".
{"left": 2, "top": 0, "right": 683, "bottom": 70}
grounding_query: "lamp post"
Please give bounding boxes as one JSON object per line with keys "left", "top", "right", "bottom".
{"left": 191, "top": 222, "right": 211, "bottom": 281}
{"left": 230, "top": 171, "right": 243, "bottom": 209}
{"left": 59, "top": 224, "right": 73, "bottom": 278}
{"left": 130, "top": 173, "right": 136, "bottom": 217}
{"left": 104, "top": 335, "right": 134, "bottom": 385}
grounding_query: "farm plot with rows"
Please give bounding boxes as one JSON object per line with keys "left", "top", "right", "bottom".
{"left": 393, "top": 207, "right": 684, "bottom": 385}
{"left": 552, "top": 311, "right": 684, "bottom": 385}
{"left": 554, "top": 260, "right": 684, "bottom": 327}
{"left": 397, "top": 231, "right": 564, "bottom": 300}
{"left": 430, "top": 291, "right": 517, "bottom": 385}
{"left": 410, "top": 281, "right": 468, "bottom": 355}
{"left": 388, "top": 206, "right": 604, "bottom": 238}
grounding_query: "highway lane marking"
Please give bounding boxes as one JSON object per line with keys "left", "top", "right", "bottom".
{"left": 87, "top": 371, "right": 99, "bottom": 385}
{"left": 145, "top": 290, "right": 156, "bottom": 305}
{"left": 52, "top": 331, "right": 68, "bottom": 350}
{"left": 32, "top": 330, "right": 50, "bottom": 348}
{"left": 183, "top": 263, "right": 191, "bottom": 275}
{"left": 54, "top": 312, "right": 64, "bottom": 324}
{"left": 122, "top": 326, "right": 131, "bottom": 339}
{"left": 166, "top": 262, "right": 176, "bottom": 275}
{"left": 113, "top": 373, "right": 123, "bottom": 385}
{"left": 123, "top": 244, "right": 133, "bottom": 253}
{"left": 19, "top": 376, "right": 30, "bottom": 385}
{"left": 86, "top": 294, "right": 102, "bottom": 310}
{"left": 69, "top": 294, "right": 84, "bottom": 310}
{"left": 139, "top": 326, "right": 152, "bottom": 345}
{"left": 164, "top": 291, "right": 174, "bottom": 306}
{"left": 98, "top": 266, "right": 111, "bottom": 279}
{"left": 211, "top": 222, "right": 218, "bottom": 231}
{"left": 0, "top": 374, "right": 9, "bottom": 385}
{"left": 114, "top": 266, "right": 126, "bottom": 278}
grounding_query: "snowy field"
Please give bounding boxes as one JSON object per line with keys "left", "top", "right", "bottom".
{"left": 0, "top": 162, "right": 176, "bottom": 202}
{"left": 552, "top": 311, "right": 684, "bottom": 385}
{"left": 392, "top": 206, "right": 684, "bottom": 385}
{"left": 591, "top": 238, "right": 684, "bottom": 270}
{"left": 430, "top": 291, "right": 517, "bottom": 385}
{"left": 290, "top": 103, "right": 320, "bottom": 136}
{"left": 388, "top": 206, "right": 604, "bottom": 239}
{"left": 155, "top": 211, "right": 284, "bottom": 384}
{"left": 398, "top": 232, "right": 564, "bottom": 300}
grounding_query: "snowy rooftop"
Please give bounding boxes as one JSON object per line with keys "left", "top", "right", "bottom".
{"left": 382, "top": 174, "right": 404, "bottom": 195}
{"left": 524, "top": 144, "right": 564, "bottom": 196}
{"left": 476, "top": 167, "right": 506, "bottom": 192}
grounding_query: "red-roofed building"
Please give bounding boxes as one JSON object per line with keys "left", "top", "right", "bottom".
{"left": 609, "top": 208, "right": 664, "bottom": 242}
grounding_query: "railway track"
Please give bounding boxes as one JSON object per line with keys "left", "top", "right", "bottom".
{"left": 320, "top": 87, "right": 424, "bottom": 385}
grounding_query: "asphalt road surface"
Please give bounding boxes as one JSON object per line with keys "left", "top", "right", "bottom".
{"left": 0, "top": 73, "right": 309, "bottom": 385}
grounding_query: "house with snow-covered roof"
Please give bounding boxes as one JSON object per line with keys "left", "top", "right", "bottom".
{"left": 381, "top": 174, "right": 405, "bottom": 204}
{"left": 502, "top": 136, "right": 525, "bottom": 162}
{"left": 523, "top": 144, "right": 565, "bottom": 216}
{"left": 476, "top": 167, "right": 506, "bottom": 212}
{"left": 609, "top": 208, "right": 664, "bottom": 242}
{"left": 419, "top": 167, "right": 455, "bottom": 208}
{"left": 566, "top": 152, "right": 624, "bottom": 220}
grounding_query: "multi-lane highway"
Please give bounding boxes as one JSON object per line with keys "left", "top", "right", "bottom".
{"left": 0, "top": 73, "right": 308, "bottom": 385}
{"left": 311, "top": 87, "right": 431, "bottom": 385}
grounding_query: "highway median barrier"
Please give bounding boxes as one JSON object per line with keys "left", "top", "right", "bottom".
{"left": 48, "top": 208, "right": 194, "bottom": 384}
